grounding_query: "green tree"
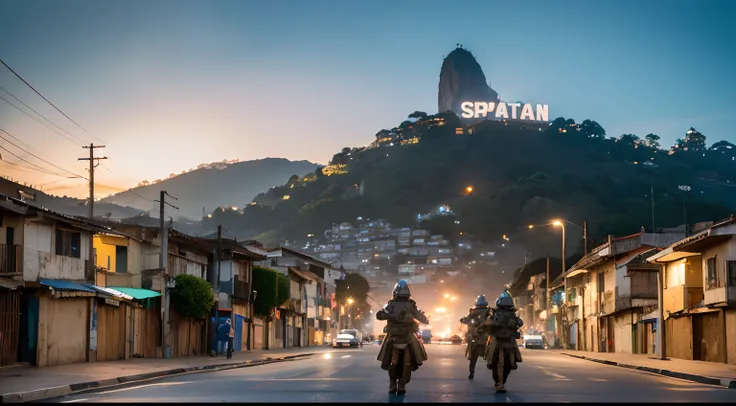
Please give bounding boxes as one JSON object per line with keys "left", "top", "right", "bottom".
{"left": 315, "top": 166, "right": 325, "bottom": 178}
{"left": 170, "top": 274, "right": 215, "bottom": 319}
{"left": 408, "top": 111, "right": 428, "bottom": 120}
{"left": 644, "top": 133, "right": 661, "bottom": 150}
{"left": 678, "top": 127, "right": 707, "bottom": 153}
{"left": 618, "top": 134, "right": 640, "bottom": 147}
{"left": 580, "top": 120, "right": 606, "bottom": 139}
{"left": 251, "top": 266, "right": 290, "bottom": 317}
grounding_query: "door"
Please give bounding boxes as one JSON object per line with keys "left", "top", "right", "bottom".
{"left": 17, "top": 293, "right": 38, "bottom": 365}
{"left": 5, "top": 227, "right": 14, "bottom": 272}
{"left": 115, "top": 246, "right": 128, "bottom": 273}
{"left": 0, "top": 290, "right": 20, "bottom": 366}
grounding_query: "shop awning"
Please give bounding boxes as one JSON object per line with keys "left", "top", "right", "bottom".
{"left": 40, "top": 278, "right": 97, "bottom": 298}
{"left": 108, "top": 286, "right": 162, "bottom": 300}
{"left": 82, "top": 284, "right": 135, "bottom": 301}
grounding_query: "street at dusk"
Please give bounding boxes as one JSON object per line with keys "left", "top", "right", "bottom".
{"left": 1, "top": 1, "right": 736, "bottom": 403}
{"left": 40, "top": 345, "right": 734, "bottom": 403}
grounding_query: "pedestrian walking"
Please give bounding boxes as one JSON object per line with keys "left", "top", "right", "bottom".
{"left": 227, "top": 319, "right": 235, "bottom": 359}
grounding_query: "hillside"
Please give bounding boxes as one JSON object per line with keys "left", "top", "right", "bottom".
{"left": 202, "top": 113, "right": 736, "bottom": 255}
{"left": 99, "top": 158, "right": 319, "bottom": 220}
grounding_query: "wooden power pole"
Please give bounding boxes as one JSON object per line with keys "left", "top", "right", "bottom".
{"left": 155, "top": 190, "right": 178, "bottom": 358}
{"left": 78, "top": 143, "right": 106, "bottom": 280}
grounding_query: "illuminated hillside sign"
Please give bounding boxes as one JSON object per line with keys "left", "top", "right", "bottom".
{"left": 460, "top": 101, "right": 549, "bottom": 122}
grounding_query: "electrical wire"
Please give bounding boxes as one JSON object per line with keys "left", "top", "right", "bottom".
{"left": 0, "top": 143, "right": 67, "bottom": 176}
{"left": 0, "top": 56, "right": 105, "bottom": 144}
{"left": 0, "top": 87, "right": 86, "bottom": 145}
{"left": 0, "top": 127, "right": 87, "bottom": 179}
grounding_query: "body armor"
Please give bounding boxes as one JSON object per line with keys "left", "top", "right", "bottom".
{"left": 461, "top": 303, "right": 491, "bottom": 379}
{"left": 484, "top": 290, "right": 524, "bottom": 392}
{"left": 376, "top": 282, "right": 428, "bottom": 395}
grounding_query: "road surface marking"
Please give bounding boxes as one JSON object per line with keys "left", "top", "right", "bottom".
{"left": 341, "top": 355, "right": 351, "bottom": 358}
{"left": 97, "top": 381, "right": 189, "bottom": 395}
{"left": 541, "top": 369, "right": 570, "bottom": 381}
{"left": 588, "top": 378, "right": 608, "bottom": 382}
{"left": 61, "top": 399, "right": 88, "bottom": 403}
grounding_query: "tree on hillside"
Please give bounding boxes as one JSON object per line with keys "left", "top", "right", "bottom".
{"left": 399, "top": 120, "right": 413, "bottom": 129}
{"left": 288, "top": 174, "right": 300, "bottom": 186}
{"left": 677, "top": 127, "right": 707, "bottom": 153}
{"left": 548, "top": 117, "right": 567, "bottom": 134}
{"left": 580, "top": 119, "right": 606, "bottom": 139}
{"left": 618, "top": 134, "right": 640, "bottom": 147}
{"left": 644, "top": 133, "right": 661, "bottom": 150}
{"left": 408, "top": 111, "right": 428, "bottom": 120}
{"left": 375, "top": 129, "right": 391, "bottom": 139}
{"left": 315, "top": 166, "right": 325, "bottom": 178}
{"left": 709, "top": 140, "right": 736, "bottom": 157}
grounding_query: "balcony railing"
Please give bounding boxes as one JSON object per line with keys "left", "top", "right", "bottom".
{"left": 0, "top": 244, "right": 22, "bottom": 275}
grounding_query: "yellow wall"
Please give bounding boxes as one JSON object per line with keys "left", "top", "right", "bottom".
{"left": 93, "top": 235, "right": 128, "bottom": 273}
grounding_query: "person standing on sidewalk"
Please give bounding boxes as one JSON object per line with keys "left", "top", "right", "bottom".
{"left": 227, "top": 319, "right": 235, "bottom": 359}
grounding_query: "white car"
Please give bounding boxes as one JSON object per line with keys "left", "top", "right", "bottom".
{"left": 522, "top": 335, "right": 547, "bottom": 349}
{"left": 332, "top": 333, "right": 361, "bottom": 348}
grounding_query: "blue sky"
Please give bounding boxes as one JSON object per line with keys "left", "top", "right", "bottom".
{"left": 0, "top": 0, "right": 734, "bottom": 198}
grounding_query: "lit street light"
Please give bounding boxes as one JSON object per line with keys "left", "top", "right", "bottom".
{"left": 347, "top": 298, "right": 354, "bottom": 305}
{"left": 444, "top": 293, "right": 450, "bottom": 299}
{"left": 465, "top": 185, "right": 474, "bottom": 195}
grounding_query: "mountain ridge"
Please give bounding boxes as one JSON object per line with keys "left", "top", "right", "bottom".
{"left": 100, "top": 157, "right": 319, "bottom": 220}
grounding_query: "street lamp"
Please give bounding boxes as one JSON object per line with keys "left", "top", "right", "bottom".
{"left": 465, "top": 185, "right": 474, "bottom": 195}
{"left": 444, "top": 293, "right": 450, "bottom": 299}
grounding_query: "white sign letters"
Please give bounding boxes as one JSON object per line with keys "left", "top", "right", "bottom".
{"left": 460, "top": 101, "right": 549, "bottom": 122}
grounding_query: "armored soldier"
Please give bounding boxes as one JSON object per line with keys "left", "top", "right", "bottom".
{"left": 484, "top": 289, "right": 523, "bottom": 393}
{"left": 460, "top": 295, "right": 492, "bottom": 380}
{"left": 376, "top": 280, "right": 429, "bottom": 394}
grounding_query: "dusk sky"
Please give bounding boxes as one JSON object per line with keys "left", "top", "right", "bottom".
{"left": 0, "top": 0, "right": 734, "bottom": 199}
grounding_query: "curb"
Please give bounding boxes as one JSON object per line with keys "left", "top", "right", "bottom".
{"left": 0, "top": 352, "right": 317, "bottom": 403}
{"left": 561, "top": 352, "right": 736, "bottom": 389}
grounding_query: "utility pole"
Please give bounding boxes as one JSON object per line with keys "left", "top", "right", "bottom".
{"left": 545, "top": 255, "right": 550, "bottom": 340}
{"left": 214, "top": 225, "right": 222, "bottom": 354}
{"left": 155, "top": 190, "right": 178, "bottom": 359}
{"left": 78, "top": 144, "right": 107, "bottom": 281}
{"left": 583, "top": 221, "right": 588, "bottom": 256}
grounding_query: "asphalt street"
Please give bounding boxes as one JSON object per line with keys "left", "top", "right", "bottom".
{"left": 47, "top": 344, "right": 734, "bottom": 403}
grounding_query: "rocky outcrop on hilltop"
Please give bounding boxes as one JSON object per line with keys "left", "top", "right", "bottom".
{"left": 438, "top": 46, "right": 499, "bottom": 115}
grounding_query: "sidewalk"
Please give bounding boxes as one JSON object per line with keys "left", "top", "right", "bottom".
{"left": 560, "top": 350, "right": 736, "bottom": 389}
{"left": 0, "top": 346, "right": 331, "bottom": 403}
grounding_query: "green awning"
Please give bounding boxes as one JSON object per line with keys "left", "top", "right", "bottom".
{"left": 108, "top": 286, "right": 162, "bottom": 300}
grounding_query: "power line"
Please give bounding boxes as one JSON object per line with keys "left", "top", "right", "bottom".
{"left": 0, "top": 143, "right": 66, "bottom": 176}
{"left": 0, "top": 127, "right": 87, "bottom": 179}
{"left": 0, "top": 56, "right": 104, "bottom": 144}
{"left": 0, "top": 87, "right": 86, "bottom": 145}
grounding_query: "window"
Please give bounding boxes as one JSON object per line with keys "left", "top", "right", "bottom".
{"left": 706, "top": 256, "right": 722, "bottom": 290}
{"left": 727, "top": 261, "right": 736, "bottom": 287}
{"left": 55, "top": 229, "right": 81, "bottom": 258}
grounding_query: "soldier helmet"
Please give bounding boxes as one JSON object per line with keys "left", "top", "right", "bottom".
{"left": 475, "top": 295, "right": 489, "bottom": 307}
{"left": 495, "top": 290, "right": 514, "bottom": 309}
{"left": 392, "top": 280, "right": 411, "bottom": 298}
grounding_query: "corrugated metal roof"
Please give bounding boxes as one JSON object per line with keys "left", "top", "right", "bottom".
{"left": 0, "top": 277, "right": 24, "bottom": 290}
{"left": 40, "top": 278, "right": 96, "bottom": 293}
{"left": 108, "top": 286, "right": 162, "bottom": 300}
{"left": 82, "top": 284, "right": 134, "bottom": 300}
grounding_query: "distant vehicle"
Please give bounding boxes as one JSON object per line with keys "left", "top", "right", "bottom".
{"left": 522, "top": 335, "right": 547, "bottom": 349}
{"left": 338, "top": 329, "right": 363, "bottom": 347}
{"left": 420, "top": 329, "right": 432, "bottom": 344}
{"left": 449, "top": 334, "right": 462, "bottom": 345}
{"left": 333, "top": 333, "right": 361, "bottom": 348}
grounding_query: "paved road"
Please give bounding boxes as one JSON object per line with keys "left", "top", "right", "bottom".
{"left": 47, "top": 344, "right": 733, "bottom": 403}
